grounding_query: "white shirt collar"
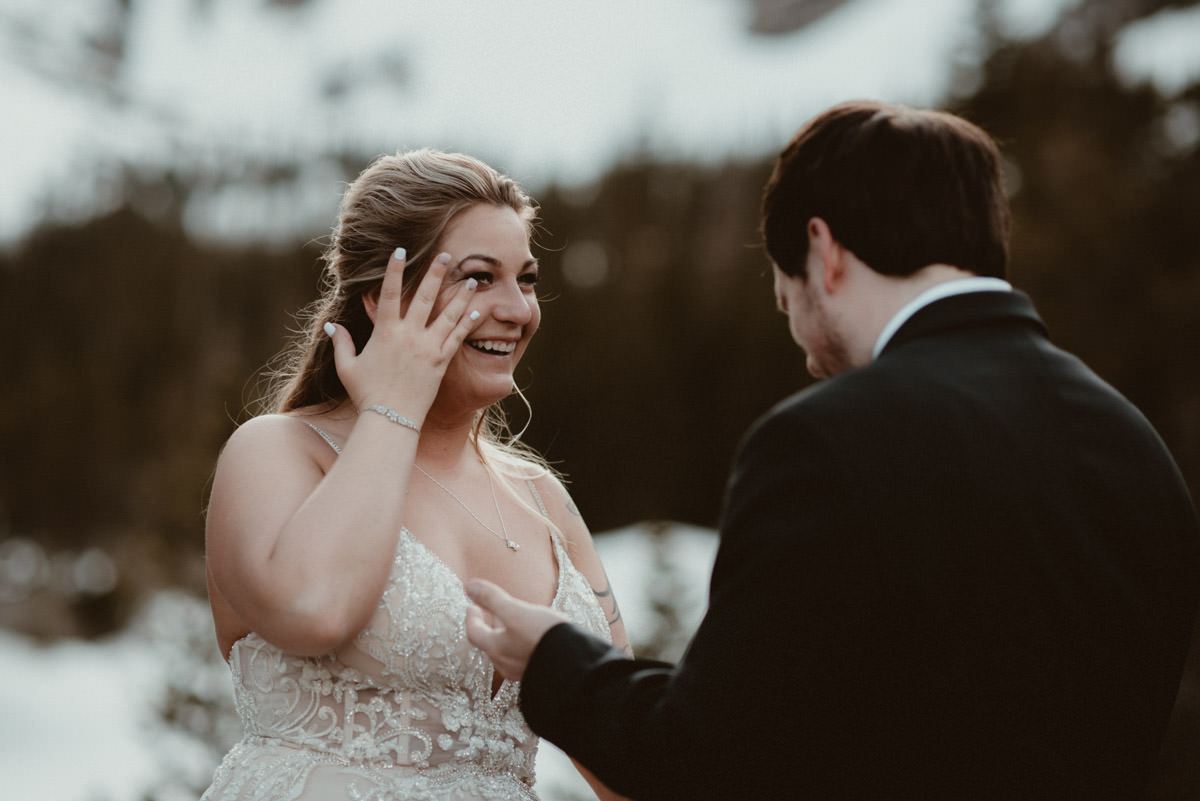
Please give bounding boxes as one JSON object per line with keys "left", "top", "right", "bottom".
{"left": 871, "top": 277, "right": 1012, "bottom": 360}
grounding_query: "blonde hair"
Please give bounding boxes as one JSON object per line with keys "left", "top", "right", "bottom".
{"left": 261, "top": 149, "right": 552, "bottom": 481}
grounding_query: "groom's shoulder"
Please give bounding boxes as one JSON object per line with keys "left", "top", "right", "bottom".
{"left": 744, "top": 355, "right": 945, "bottom": 454}
{"left": 743, "top": 366, "right": 888, "bottom": 448}
{"left": 769, "top": 359, "right": 900, "bottom": 419}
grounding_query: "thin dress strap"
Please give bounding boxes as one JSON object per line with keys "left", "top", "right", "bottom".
{"left": 303, "top": 421, "right": 342, "bottom": 455}
{"left": 524, "top": 477, "right": 571, "bottom": 559}
{"left": 525, "top": 478, "right": 550, "bottom": 519}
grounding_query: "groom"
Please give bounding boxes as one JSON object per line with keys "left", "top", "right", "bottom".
{"left": 466, "top": 101, "right": 1200, "bottom": 800}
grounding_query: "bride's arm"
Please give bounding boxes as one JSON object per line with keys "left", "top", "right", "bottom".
{"left": 205, "top": 410, "right": 421, "bottom": 656}
{"left": 205, "top": 252, "right": 478, "bottom": 656}
{"left": 536, "top": 475, "right": 632, "bottom": 655}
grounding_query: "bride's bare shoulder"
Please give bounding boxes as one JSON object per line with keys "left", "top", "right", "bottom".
{"left": 219, "top": 409, "right": 343, "bottom": 463}
{"left": 223, "top": 412, "right": 306, "bottom": 447}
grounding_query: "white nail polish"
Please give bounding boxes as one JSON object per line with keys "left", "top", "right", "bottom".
{"left": 437, "top": 252, "right": 452, "bottom": 264}
{"left": 394, "top": 247, "right": 406, "bottom": 261}
{"left": 466, "top": 278, "right": 478, "bottom": 291}
{"left": 469, "top": 310, "right": 480, "bottom": 321}
{"left": 323, "top": 322, "right": 336, "bottom": 337}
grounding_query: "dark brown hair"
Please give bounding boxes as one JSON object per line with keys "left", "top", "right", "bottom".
{"left": 761, "top": 100, "right": 1010, "bottom": 279}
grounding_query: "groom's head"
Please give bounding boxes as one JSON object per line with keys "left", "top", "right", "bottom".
{"left": 760, "top": 101, "right": 1012, "bottom": 378}
{"left": 761, "top": 100, "right": 1010, "bottom": 282}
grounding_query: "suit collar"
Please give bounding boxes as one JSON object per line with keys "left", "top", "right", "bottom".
{"left": 872, "top": 278, "right": 1012, "bottom": 359}
{"left": 877, "top": 290, "right": 1047, "bottom": 359}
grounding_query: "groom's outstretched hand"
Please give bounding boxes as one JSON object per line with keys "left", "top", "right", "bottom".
{"left": 465, "top": 579, "right": 570, "bottom": 680}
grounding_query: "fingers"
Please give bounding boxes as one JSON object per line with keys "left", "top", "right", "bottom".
{"left": 374, "top": 248, "right": 478, "bottom": 348}
{"left": 464, "top": 604, "right": 498, "bottom": 651}
{"left": 324, "top": 321, "right": 355, "bottom": 373}
{"left": 465, "top": 578, "right": 512, "bottom": 619}
{"left": 430, "top": 278, "right": 480, "bottom": 356}
{"left": 466, "top": 578, "right": 568, "bottom": 642}
{"left": 465, "top": 601, "right": 525, "bottom": 681}
{"left": 465, "top": 580, "right": 571, "bottom": 681}
{"left": 375, "top": 247, "right": 408, "bottom": 320}
{"left": 405, "top": 251, "right": 454, "bottom": 323}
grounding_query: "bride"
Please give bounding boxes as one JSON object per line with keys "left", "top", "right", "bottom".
{"left": 202, "top": 149, "right": 631, "bottom": 801}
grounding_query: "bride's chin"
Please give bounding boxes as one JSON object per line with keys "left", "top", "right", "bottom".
{"left": 433, "top": 381, "right": 516, "bottom": 417}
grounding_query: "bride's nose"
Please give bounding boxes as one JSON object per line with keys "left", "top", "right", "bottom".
{"left": 488, "top": 278, "right": 534, "bottom": 325}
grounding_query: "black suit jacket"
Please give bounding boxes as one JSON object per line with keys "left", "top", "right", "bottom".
{"left": 522, "top": 291, "right": 1200, "bottom": 800}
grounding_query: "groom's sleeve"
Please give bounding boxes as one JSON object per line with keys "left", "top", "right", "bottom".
{"left": 519, "top": 406, "right": 872, "bottom": 801}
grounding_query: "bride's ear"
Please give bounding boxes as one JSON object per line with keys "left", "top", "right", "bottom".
{"left": 362, "top": 289, "right": 380, "bottom": 324}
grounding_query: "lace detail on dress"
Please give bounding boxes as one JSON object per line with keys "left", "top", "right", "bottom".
{"left": 202, "top": 423, "right": 611, "bottom": 801}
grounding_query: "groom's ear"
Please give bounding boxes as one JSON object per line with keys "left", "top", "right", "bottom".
{"left": 807, "top": 217, "right": 846, "bottom": 295}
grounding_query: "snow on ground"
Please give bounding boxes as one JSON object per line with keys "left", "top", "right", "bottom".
{"left": 0, "top": 523, "right": 718, "bottom": 801}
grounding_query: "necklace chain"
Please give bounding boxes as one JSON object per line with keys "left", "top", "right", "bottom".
{"left": 414, "top": 463, "right": 520, "bottom": 552}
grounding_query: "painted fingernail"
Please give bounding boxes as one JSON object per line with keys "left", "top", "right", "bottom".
{"left": 437, "top": 252, "right": 452, "bottom": 264}
{"left": 323, "top": 322, "right": 336, "bottom": 337}
{"left": 465, "top": 278, "right": 478, "bottom": 291}
{"left": 393, "top": 247, "right": 406, "bottom": 261}
{"left": 469, "top": 310, "right": 481, "bottom": 321}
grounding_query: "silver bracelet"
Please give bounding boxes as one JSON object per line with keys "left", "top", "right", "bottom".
{"left": 363, "top": 404, "right": 421, "bottom": 434}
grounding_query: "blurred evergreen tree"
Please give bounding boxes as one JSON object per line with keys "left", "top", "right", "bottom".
{"left": 0, "top": 194, "right": 321, "bottom": 635}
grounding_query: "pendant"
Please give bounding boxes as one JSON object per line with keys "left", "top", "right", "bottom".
{"left": 505, "top": 540, "right": 521, "bottom": 551}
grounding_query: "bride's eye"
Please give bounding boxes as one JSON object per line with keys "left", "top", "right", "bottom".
{"left": 519, "top": 272, "right": 540, "bottom": 288}
{"left": 465, "top": 271, "right": 494, "bottom": 286}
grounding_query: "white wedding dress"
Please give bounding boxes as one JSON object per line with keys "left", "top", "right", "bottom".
{"left": 201, "top": 447, "right": 610, "bottom": 801}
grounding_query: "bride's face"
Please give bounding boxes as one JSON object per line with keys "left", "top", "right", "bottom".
{"left": 429, "top": 203, "right": 541, "bottom": 412}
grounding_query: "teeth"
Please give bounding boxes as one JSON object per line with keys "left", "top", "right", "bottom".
{"left": 469, "top": 340, "right": 516, "bottom": 354}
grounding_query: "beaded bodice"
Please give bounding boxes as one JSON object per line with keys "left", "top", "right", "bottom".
{"left": 201, "top": 523, "right": 610, "bottom": 801}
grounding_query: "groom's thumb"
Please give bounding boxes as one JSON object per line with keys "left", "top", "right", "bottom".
{"left": 464, "top": 604, "right": 495, "bottom": 650}
{"left": 466, "top": 578, "right": 509, "bottom": 617}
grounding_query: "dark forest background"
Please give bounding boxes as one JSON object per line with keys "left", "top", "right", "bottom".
{"left": 2, "top": 0, "right": 1199, "bottom": 796}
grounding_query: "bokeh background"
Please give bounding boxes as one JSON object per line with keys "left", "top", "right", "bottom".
{"left": 2, "top": 0, "right": 1199, "bottom": 798}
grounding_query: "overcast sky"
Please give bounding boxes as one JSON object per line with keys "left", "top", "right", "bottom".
{"left": 2, "top": 0, "right": 1197, "bottom": 245}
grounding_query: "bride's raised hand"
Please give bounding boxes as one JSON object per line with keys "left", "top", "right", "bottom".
{"left": 325, "top": 248, "right": 478, "bottom": 422}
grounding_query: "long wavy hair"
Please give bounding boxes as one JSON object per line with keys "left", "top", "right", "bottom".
{"left": 260, "top": 149, "right": 549, "bottom": 477}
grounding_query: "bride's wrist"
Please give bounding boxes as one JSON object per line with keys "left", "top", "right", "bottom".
{"left": 358, "top": 403, "right": 423, "bottom": 435}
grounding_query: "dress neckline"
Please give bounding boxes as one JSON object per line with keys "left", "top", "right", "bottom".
{"left": 397, "top": 524, "right": 567, "bottom": 701}
{"left": 398, "top": 524, "right": 566, "bottom": 612}
{"left": 226, "top": 524, "right": 570, "bottom": 702}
